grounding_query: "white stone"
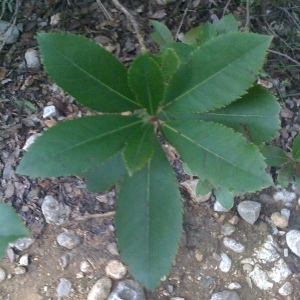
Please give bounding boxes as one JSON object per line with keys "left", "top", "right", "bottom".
{"left": 14, "top": 266, "right": 26, "bottom": 275}
{"left": 80, "top": 261, "right": 93, "bottom": 273}
{"left": 273, "top": 189, "right": 296, "bottom": 204}
{"left": 219, "top": 253, "right": 232, "bottom": 273}
{"left": 105, "top": 260, "right": 127, "bottom": 280}
{"left": 107, "top": 242, "right": 119, "bottom": 256}
{"left": 267, "top": 259, "right": 291, "bottom": 283}
{"left": 87, "top": 277, "right": 112, "bottom": 300}
{"left": 286, "top": 230, "right": 300, "bottom": 257}
{"left": 57, "top": 231, "right": 81, "bottom": 250}
{"left": 223, "top": 237, "right": 245, "bottom": 253}
{"left": 107, "top": 280, "right": 144, "bottom": 300}
{"left": 0, "top": 20, "right": 20, "bottom": 44}
{"left": 10, "top": 238, "right": 34, "bottom": 251}
{"left": 278, "top": 281, "right": 293, "bottom": 296}
{"left": 249, "top": 265, "right": 273, "bottom": 290}
{"left": 56, "top": 278, "right": 72, "bottom": 297}
{"left": 281, "top": 208, "right": 290, "bottom": 220}
{"left": 170, "top": 298, "right": 185, "bottom": 300}
{"left": 43, "top": 105, "right": 57, "bottom": 118}
{"left": 254, "top": 237, "right": 280, "bottom": 263}
{"left": 220, "top": 224, "right": 236, "bottom": 236}
{"left": 227, "top": 282, "right": 242, "bottom": 290}
{"left": 214, "top": 200, "right": 231, "bottom": 212}
{"left": 25, "top": 49, "right": 41, "bottom": 69}
{"left": 211, "top": 290, "right": 241, "bottom": 300}
{"left": 0, "top": 267, "right": 6, "bottom": 283}
{"left": 19, "top": 254, "right": 29, "bottom": 266}
{"left": 237, "top": 201, "right": 261, "bottom": 225}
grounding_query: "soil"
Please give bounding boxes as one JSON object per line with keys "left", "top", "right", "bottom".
{"left": 0, "top": 0, "right": 300, "bottom": 299}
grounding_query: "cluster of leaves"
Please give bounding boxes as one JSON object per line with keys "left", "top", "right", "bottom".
{"left": 16, "top": 14, "right": 280, "bottom": 289}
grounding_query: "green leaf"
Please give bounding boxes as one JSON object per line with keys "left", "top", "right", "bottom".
{"left": 163, "top": 32, "right": 272, "bottom": 112}
{"left": 214, "top": 188, "right": 234, "bottom": 210}
{"left": 116, "top": 139, "right": 182, "bottom": 290}
{"left": 128, "top": 53, "right": 164, "bottom": 115}
{"left": 182, "top": 26, "right": 204, "bottom": 45}
{"left": 196, "top": 179, "right": 213, "bottom": 196}
{"left": 182, "top": 162, "right": 194, "bottom": 176}
{"left": 198, "top": 22, "right": 218, "bottom": 45}
{"left": 169, "top": 85, "right": 280, "bottom": 144}
{"left": 0, "top": 203, "right": 30, "bottom": 259}
{"left": 17, "top": 115, "right": 142, "bottom": 177}
{"left": 215, "top": 14, "right": 238, "bottom": 35}
{"left": 292, "top": 134, "right": 300, "bottom": 160}
{"left": 160, "top": 48, "right": 180, "bottom": 84}
{"left": 277, "top": 162, "right": 294, "bottom": 187}
{"left": 160, "top": 120, "right": 273, "bottom": 193}
{"left": 79, "top": 153, "right": 126, "bottom": 192}
{"left": 150, "top": 20, "right": 174, "bottom": 45}
{"left": 260, "top": 145, "right": 289, "bottom": 167}
{"left": 37, "top": 33, "right": 140, "bottom": 113}
{"left": 123, "top": 124, "right": 155, "bottom": 175}
{"left": 161, "top": 43, "right": 196, "bottom": 63}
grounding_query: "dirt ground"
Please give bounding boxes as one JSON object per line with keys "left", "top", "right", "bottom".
{"left": 0, "top": 0, "right": 300, "bottom": 299}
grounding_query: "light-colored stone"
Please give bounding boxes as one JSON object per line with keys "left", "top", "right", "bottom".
{"left": 181, "top": 179, "right": 211, "bottom": 203}
{"left": 41, "top": 195, "right": 70, "bottom": 225}
{"left": 105, "top": 260, "right": 127, "bottom": 280}
{"left": 43, "top": 105, "right": 57, "bottom": 118}
{"left": 211, "top": 290, "right": 241, "bottom": 300}
{"left": 10, "top": 237, "right": 34, "bottom": 251}
{"left": 270, "top": 212, "right": 288, "bottom": 228}
{"left": 170, "top": 298, "right": 185, "bottom": 300}
{"left": 14, "top": 266, "right": 26, "bottom": 275}
{"left": 254, "top": 237, "right": 280, "bottom": 263}
{"left": 249, "top": 265, "right": 273, "bottom": 290}
{"left": 267, "top": 259, "right": 291, "bottom": 283}
{"left": 194, "top": 249, "right": 204, "bottom": 262}
{"left": 25, "top": 49, "right": 41, "bottom": 69}
{"left": 286, "top": 230, "right": 300, "bottom": 257}
{"left": 237, "top": 201, "right": 261, "bottom": 225}
{"left": 0, "top": 21, "right": 20, "bottom": 44}
{"left": 228, "top": 216, "right": 239, "bottom": 225}
{"left": 281, "top": 208, "right": 290, "bottom": 220}
{"left": 220, "top": 224, "right": 235, "bottom": 236}
{"left": 19, "top": 254, "right": 29, "bottom": 266}
{"left": 223, "top": 237, "right": 245, "bottom": 253}
{"left": 57, "top": 231, "right": 81, "bottom": 250}
{"left": 56, "top": 278, "right": 72, "bottom": 297}
{"left": 278, "top": 281, "right": 293, "bottom": 296}
{"left": 219, "top": 253, "right": 232, "bottom": 273}
{"left": 214, "top": 200, "right": 231, "bottom": 212}
{"left": 273, "top": 189, "right": 296, "bottom": 204}
{"left": 0, "top": 267, "right": 6, "bottom": 283}
{"left": 80, "top": 261, "right": 93, "bottom": 273}
{"left": 227, "top": 282, "right": 241, "bottom": 290}
{"left": 87, "top": 277, "right": 112, "bottom": 300}
{"left": 107, "top": 242, "right": 119, "bottom": 256}
{"left": 107, "top": 280, "right": 145, "bottom": 300}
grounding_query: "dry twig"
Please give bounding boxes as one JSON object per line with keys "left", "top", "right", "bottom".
{"left": 222, "top": 0, "right": 231, "bottom": 17}
{"left": 268, "top": 49, "right": 300, "bottom": 67}
{"left": 111, "top": 0, "right": 146, "bottom": 53}
{"left": 175, "top": 0, "right": 191, "bottom": 41}
{"left": 96, "top": 0, "right": 113, "bottom": 21}
{"left": 73, "top": 211, "right": 115, "bottom": 221}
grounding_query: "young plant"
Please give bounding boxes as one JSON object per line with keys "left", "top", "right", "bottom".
{"left": 17, "top": 15, "right": 280, "bottom": 289}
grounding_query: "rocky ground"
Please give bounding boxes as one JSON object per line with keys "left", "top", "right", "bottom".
{"left": 0, "top": 0, "right": 300, "bottom": 299}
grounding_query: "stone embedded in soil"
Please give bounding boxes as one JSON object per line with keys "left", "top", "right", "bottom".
{"left": 223, "top": 237, "right": 245, "bottom": 253}
{"left": 237, "top": 201, "right": 261, "bottom": 225}
{"left": 0, "top": 267, "right": 6, "bottom": 283}
{"left": 219, "top": 253, "right": 232, "bottom": 273}
{"left": 281, "top": 208, "right": 290, "bottom": 220}
{"left": 273, "top": 189, "right": 296, "bottom": 204}
{"left": 170, "top": 298, "right": 185, "bottom": 300}
{"left": 14, "top": 266, "right": 26, "bottom": 275}
{"left": 43, "top": 105, "right": 57, "bottom": 118}
{"left": 80, "top": 260, "right": 93, "bottom": 273}
{"left": 181, "top": 179, "right": 212, "bottom": 203}
{"left": 258, "top": 193, "right": 276, "bottom": 205}
{"left": 278, "top": 281, "right": 293, "bottom": 296}
{"left": 41, "top": 195, "right": 71, "bottom": 225}
{"left": 87, "top": 277, "right": 112, "bottom": 300}
{"left": 56, "top": 278, "right": 72, "bottom": 297}
{"left": 107, "top": 280, "right": 144, "bottom": 300}
{"left": 270, "top": 212, "right": 289, "bottom": 228}
{"left": 25, "top": 49, "right": 41, "bottom": 69}
{"left": 228, "top": 216, "right": 239, "bottom": 225}
{"left": 0, "top": 20, "right": 20, "bottom": 44}
{"left": 214, "top": 200, "right": 231, "bottom": 212}
{"left": 267, "top": 258, "right": 291, "bottom": 283}
{"left": 227, "top": 282, "right": 242, "bottom": 290}
{"left": 249, "top": 265, "right": 273, "bottom": 290}
{"left": 19, "top": 254, "right": 29, "bottom": 266}
{"left": 286, "top": 230, "right": 300, "bottom": 257}
{"left": 254, "top": 236, "right": 280, "bottom": 263}
{"left": 220, "top": 223, "right": 236, "bottom": 236}
{"left": 57, "top": 231, "right": 81, "bottom": 250}
{"left": 210, "top": 290, "right": 241, "bottom": 300}
{"left": 105, "top": 260, "right": 127, "bottom": 280}
{"left": 107, "top": 242, "right": 120, "bottom": 256}
{"left": 10, "top": 237, "right": 34, "bottom": 251}
{"left": 194, "top": 249, "right": 204, "bottom": 262}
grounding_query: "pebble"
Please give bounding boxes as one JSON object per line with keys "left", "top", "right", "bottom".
{"left": 107, "top": 280, "right": 144, "bottom": 300}
{"left": 254, "top": 237, "right": 280, "bottom": 263}
{"left": 0, "top": 20, "right": 20, "bottom": 44}
{"left": 278, "top": 281, "right": 293, "bottom": 296}
{"left": 214, "top": 200, "right": 231, "bottom": 212}
{"left": 87, "top": 277, "right": 112, "bottom": 300}
{"left": 80, "top": 261, "right": 93, "bottom": 273}
{"left": 267, "top": 259, "right": 291, "bottom": 283}
{"left": 43, "top": 105, "right": 57, "bottom": 118}
{"left": 107, "top": 242, "right": 119, "bottom": 256}
{"left": 59, "top": 253, "right": 70, "bottom": 269}
{"left": 105, "top": 260, "right": 127, "bottom": 280}
{"left": 194, "top": 249, "right": 204, "bottom": 262}
{"left": 219, "top": 253, "right": 232, "bottom": 273}
{"left": 211, "top": 290, "right": 241, "bottom": 300}
{"left": 56, "top": 278, "right": 72, "bottom": 297}
{"left": 286, "top": 230, "right": 300, "bottom": 257}
{"left": 10, "top": 237, "right": 34, "bottom": 251}
{"left": 270, "top": 212, "right": 289, "bottom": 228}
{"left": 249, "top": 265, "right": 273, "bottom": 290}
{"left": 57, "top": 231, "right": 81, "bottom": 250}
{"left": 273, "top": 190, "right": 296, "bottom": 204}
{"left": 14, "top": 266, "right": 26, "bottom": 275}
{"left": 227, "top": 282, "right": 241, "bottom": 290}
{"left": 0, "top": 267, "right": 6, "bottom": 283}
{"left": 19, "top": 254, "right": 29, "bottom": 266}
{"left": 223, "top": 237, "right": 245, "bottom": 253}
{"left": 170, "top": 298, "right": 185, "bottom": 300}
{"left": 237, "top": 201, "right": 261, "bottom": 225}
{"left": 228, "top": 216, "right": 239, "bottom": 225}
{"left": 242, "top": 263, "right": 253, "bottom": 272}
{"left": 181, "top": 179, "right": 211, "bottom": 203}
{"left": 281, "top": 208, "right": 290, "bottom": 220}
{"left": 25, "top": 49, "right": 41, "bottom": 69}
{"left": 258, "top": 193, "right": 276, "bottom": 205}
{"left": 220, "top": 224, "right": 236, "bottom": 236}
{"left": 41, "top": 195, "right": 71, "bottom": 225}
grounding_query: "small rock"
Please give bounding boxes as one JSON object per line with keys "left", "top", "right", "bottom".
{"left": 57, "top": 231, "right": 81, "bottom": 250}
{"left": 270, "top": 212, "right": 289, "bottom": 228}
{"left": 214, "top": 200, "right": 231, "bottom": 212}
{"left": 220, "top": 224, "right": 236, "bottom": 236}
{"left": 59, "top": 253, "right": 70, "bottom": 269}
{"left": 227, "top": 282, "right": 241, "bottom": 290}
{"left": 223, "top": 237, "right": 245, "bottom": 253}
{"left": 56, "top": 278, "right": 72, "bottom": 297}
{"left": 76, "top": 272, "right": 84, "bottom": 279}
{"left": 6, "top": 248, "right": 16, "bottom": 263}
{"left": 228, "top": 216, "right": 239, "bottom": 225}
{"left": 50, "top": 13, "right": 61, "bottom": 26}
{"left": 211, "top": 290, "right": 241, "bottom": 300}
{"left": 0, "top": 21, "right": 20, "bottom": 44}
{"left": 14, "top": 266, "right": 26, "bottom": 275}
{"left": 170, "top": 298, "right": 185, "bottom": 300}
{"left": 10, "top": 238, "right": 34, "bottom": 251}
{"left": 41, "top": 195, "right": 70, "bottom": 225}
{"left": 267, "top": 258, "right": 291, "bottom": 283}
{"left": 194, "top": 249, "right": 204, "bottom": 262}
{"left": 19, "top": 254, "right": 29, "bottom": 266}
{"left": 105, "top": 260, "right": 127, "bottom": 280}
{"left": 258, "top": 193, "right": 276, "bottom": 205}
{"left": 242, "top": 263, "right": 253, "bottom": 272}
{"left": 237, "top": 201, "right": 261, "bottom": 225}
{"left": 273, "top": 190, "right": 296, "bottom": 204}
{"left": 181, "top": 179, "right": 211, "bottom": 203}
{"left": 219, "top": 253, "right": 232, "bottom": 273}
{"left": 43, "top": 105, "right": 57, "bottom": 118}
{"left": 249, "top": 265, "right": 273, "bottom": 290}
{"left": 286, "top": 230, "right": 300, "bottom": 257}
{"left": 281, "top": 208, "right": 290, "bottom": 220}
{"left": 107, "top": 280, "right": 144, "bottom": 300}
{"left": 107, "top": 242, "right": 119, "bottom": 256}
{"left": 80, "top": 261, "right": 93, "bottom": 273}
{"left": 278, "top": 281, "right": 293, "bottom": 296}
{"left": 254, "top": 236, "right": 280, "bottom": 263}
{"left": 0, "top": 267, "right": 6, "bottom": 283}
{"left": 87, "top": 277, "right": 112, "bottom": 300}
{"left": 25, "top": 49, "right": 41, "bottom": 69}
